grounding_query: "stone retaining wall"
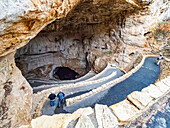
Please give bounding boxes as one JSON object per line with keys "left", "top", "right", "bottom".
{"left": 66, "top": 55, "right": 157, "bottom": 106}
{"left": 110, "top": 76, "right": 170, "bottom": 125}
{"left": 31, "top": 76, "right": 170, "bottom": 127}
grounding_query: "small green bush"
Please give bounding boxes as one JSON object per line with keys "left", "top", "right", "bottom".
{"left": 106, "top": 51, "right": 112, "bottom": 54}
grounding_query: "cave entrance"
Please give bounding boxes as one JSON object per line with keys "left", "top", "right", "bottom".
{"left": 15, "top": 28, "right": 91, "bottom": 84}
{"left": 14, "top": 0, "right": 130, "bottom": 86}
{"left": 53, "top": 67, "right": 79, "bottom": 80}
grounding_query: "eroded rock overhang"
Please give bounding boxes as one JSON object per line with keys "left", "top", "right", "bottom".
{"left": 1, "top": 0, "right": 165, "bottom": 57}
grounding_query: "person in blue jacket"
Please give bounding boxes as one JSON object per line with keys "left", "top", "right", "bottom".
{"left": 57, "top": 91, "right": 65, "bottom": 108}
{"left": 48, "top": 91, "right": 56, "bottom": 106}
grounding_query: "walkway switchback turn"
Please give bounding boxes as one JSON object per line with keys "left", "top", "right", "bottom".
{"left": 56, "top": 57, "right": 161, "bottom": 113}
{"left": 33, "top": 65, "right": 123, "bottom": 93}
{"left": 28, "top": 70, "right": 96, "bottom": 87}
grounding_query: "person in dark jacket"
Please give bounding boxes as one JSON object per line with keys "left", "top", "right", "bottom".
{"left": 57, "top": 91, "right": 65, "bottom": 108}
{"left": 48, "top": 92, "right": 56, "bottom": 106}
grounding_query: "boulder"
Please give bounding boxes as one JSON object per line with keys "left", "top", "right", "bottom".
{"left": 155, "top": 81, "right": 170, "bottom": 93}
{"left": 31, "top": 114, "right": 73, "bottom": 128}
{"left": 72, "top": 107, "right": 93, "bottom": 120}
{"left": 95, "top": 104, "right": 118, "bottom": 128}
{"left": 127, "top": 91, "right": 153, "bottom": 110}
{"left": 110, "top": 99, "right": 139, "bottom": 123}
{"left": 75, "top": 114, "right": 95, "bottom": 128}
{"left": 141, "top": 84, "right": 163, "bottom": 99}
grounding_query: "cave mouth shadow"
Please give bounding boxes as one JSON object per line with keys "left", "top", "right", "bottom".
{"left": 53, "top": 67, "right": 79, "bottom": 80}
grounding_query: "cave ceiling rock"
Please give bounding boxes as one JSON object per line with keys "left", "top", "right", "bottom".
{"left": 0, "top": 0, "right": 81, "bottom": 57}
{"left": 0, "top": 0, "right": 155, "bottom": 57}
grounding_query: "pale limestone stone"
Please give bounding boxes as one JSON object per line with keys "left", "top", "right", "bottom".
{"left": 75, "top": 114, "right": 95, "bottom": 128}
{"left": 72, "top": 107, "right": 93, "bottom": 120}
{"left": 141, "top": 84, "right": 163, "bottom": 99}
{"left": 110, "top": 99, "right": 139, "bottom": 123}
{"left": 155, "top": 81, "right": 170, "bottom": 93}
{"left": 19, "top": 125, "right": 30, "bottom": 128}
{"left": 127, "top": 91, "right": 153, "bottom": 110}
{"left": 162, "top": 79, "right": 170, "bottom": 87}
{"left": 95, "top": 104, "right": 118, "bottom": 128}
{"left": 31, "top": 114, "right": 73, "bottom": 128}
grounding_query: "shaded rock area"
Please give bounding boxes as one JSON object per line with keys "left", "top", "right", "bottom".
{"left": 53, "top": 67, "right": 79, "bottom": 80}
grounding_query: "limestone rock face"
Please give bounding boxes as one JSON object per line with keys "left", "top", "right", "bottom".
{"left": 14, "top": 0, "right": 169, "bottom": 78}
{"left": 15, "top": 32, "right": 88, "bottom": 79}
{"left": 0, "top": 52, "right": 32, "bottom": 128}
{"left": 121, "top": 0, "right": 169, "bottom": 47}
{"left": 0, "top": 0, "right": 81, "bottom": 57}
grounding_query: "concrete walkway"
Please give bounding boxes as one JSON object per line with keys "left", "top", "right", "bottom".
{"left": 62, "top": 57, "right": 161, "bottom": 113}
{"left": 41, "top": 69, "right": 123, "bottom": 115}
{"left": 33, "top": 68, "right": 122, "bottom": 93}
{"left": 28, "top": 70, "right": 96, "bottom": 88}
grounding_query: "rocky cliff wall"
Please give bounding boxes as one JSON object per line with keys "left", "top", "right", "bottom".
{"left": 0, "top": 52, "right": 32, "bottom": 128}
{"left": 0, "top": 0, "right": 169, "bottom": 127}
{"left": 0, "top": 0, "right": 81, "bottom": 127}
{"left": 15, "top": 0, "right": 169, "bottom": 79}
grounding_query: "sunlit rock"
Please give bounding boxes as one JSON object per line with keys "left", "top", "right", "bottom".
{"left": 95, "top": 104, "right": 119, "bottom": 128}
{"left": 31, "top": 114, "right": 73, "bottom": 128}
{"left": 110, "top": 99, "right": 139, "bottom": 123}
{"left": 142, "top": 84, "right": 163, "bottom": 99}
{"left": 75, "top": 114, "right": 95, "bottom": 128}
{"left": 127, "top": 91, "right": 153, "bottom": 110}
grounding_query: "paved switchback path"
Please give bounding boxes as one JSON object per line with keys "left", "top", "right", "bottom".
{"left": 96, "top": 57, "right": 161, "bottom": 106}
{"left": 63, "top": 57, "right": 161, "bottom": 113}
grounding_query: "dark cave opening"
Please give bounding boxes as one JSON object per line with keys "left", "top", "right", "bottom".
{"left": 53, "top": 67, "right": 79, "bottom": 80}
